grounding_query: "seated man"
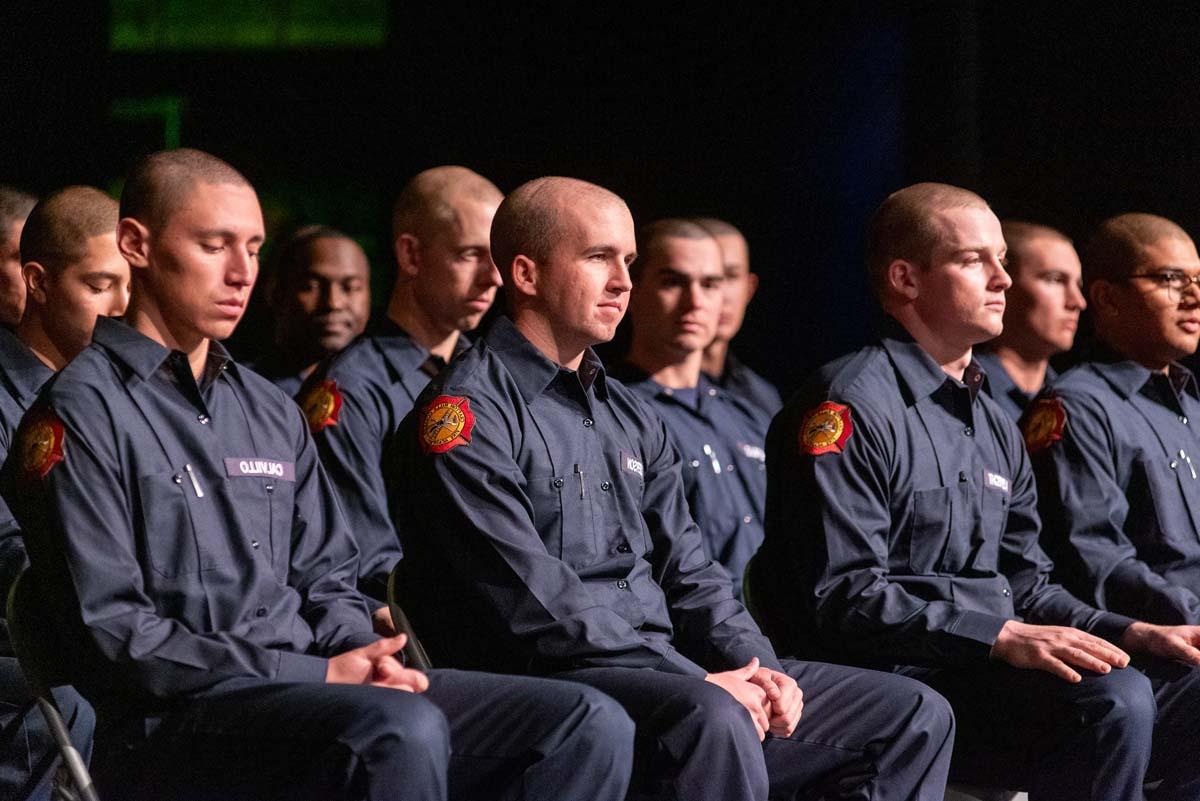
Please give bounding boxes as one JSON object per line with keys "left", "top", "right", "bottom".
{"left": 0, "top": 187, "right": 36, "bottom": 328}
{"left": 300, "top": 165, "right": 502, "bottom": 601}
{"left": 613, "top": 219, "right": 766, "bottom": 596}
{"left": 395, "top": 177, "right": 954, "bottom": 801}
{"left": 0, "top": 185, "right": 126, "bottom": 801}
{"left": 0, "top": 150, "right": 633, "bottom": 801}
{"left": 975, "top": 221, "right": 1086, "bottom": 421}
{"left": 694, "top": 217, "right": 782, "bottom": 418}
{"left": 1029, "top": 213, "right": 1200, "bottom": 625}
{"left": 252, "top": 224, "right": 371, "bottom": 395}
{"left": 758, "top": 182, "right": 1200, "bottom": 800}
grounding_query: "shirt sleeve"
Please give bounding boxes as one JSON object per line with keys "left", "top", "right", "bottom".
{"left": 1031, "top": 390, "right": 1200, "bottom": 626}
{"left": 0, "top": 426, "right": 28, "bottom": 617}
{"left": 401, "top": 392, "right": 711, "bottom": 677}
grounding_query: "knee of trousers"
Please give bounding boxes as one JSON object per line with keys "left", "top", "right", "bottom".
{"left": 349, "top": 691, "right": 452, "bottom": 766}
{"left": 660, "top": 679, "right": 764, "bottom": 749}
{"left": 1082, "top": 668, "right": 1156, "bottom": 737}
{"left": 570, "top": 686, "right": 636, "bottom": 757}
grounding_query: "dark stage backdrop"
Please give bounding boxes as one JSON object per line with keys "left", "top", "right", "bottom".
{"left": 2, "top": 3, "right": 1199, "bottom": 396}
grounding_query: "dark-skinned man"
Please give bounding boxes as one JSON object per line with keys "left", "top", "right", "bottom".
{"left": 298, "top": 165, "right": 502, "bottom": 603}
{"left": 252, "top": 224, "right": 371, "bottom": 395}
{"left": 758, "top": 183, "right": 1200, "bottom": 800}
{"left": 0, "top": 150, "right": 633, "bottom": 801}
{"left": 1029, "top": 213, "right": 1200, "bottom": 628}
{"left": 0, "top": 185, "right": 127, "bottom": 801}
{"left": 612, "top": 219, "right": 766, "bottom": 599}
{"left": 396, "top": 177, "right": 954, "bottom": 801}
{"left": 975, "top": 221, "right": 1086, "bottom": 421}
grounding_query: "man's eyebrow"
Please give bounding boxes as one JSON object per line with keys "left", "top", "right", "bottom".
{"left": 78, "top": 270, "right": 123, "bottom": 281}
{"left": 195, "top": 228, "right": 265, "bottom": 244}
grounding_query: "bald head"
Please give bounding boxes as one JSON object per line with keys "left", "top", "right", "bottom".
{"left": 392, "top": 166, "right": 502, "bottom": 243}
{"left": 1083, "top": 213, "right": 1194, "bottom": 288}
{"left": 866, "top": 182, "right": 992, "bottom": 300}
{"left": 490, "top": 176, "right": 628, "bottom": 283}
{"left": 120, "top": 148, "right": 251, "bottom": 231}
{"left": 21, "top": 186, "right": 119, "bottom": 275}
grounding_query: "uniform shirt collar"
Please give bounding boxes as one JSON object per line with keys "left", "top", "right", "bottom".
{"left": 373, "top": 316, "right": 471, "bottom": 379}
{"left": 1081, "top": 339, "right": 1198, "bottom": 400}
{"left": 611, "top": 360, "right": 718, "bottom": 409}
{"left": 484, "top": 316, "right": 609, "bottom": 402}
{"left": 91, "top": 316, "right": 236, "bottom": 384}
{"left": 0, "top": 326, "right": 53, "bottom": 404}
{"left": 881, "top": 327, "right": 986, "bottom": 405}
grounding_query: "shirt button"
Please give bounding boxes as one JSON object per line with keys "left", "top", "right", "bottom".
{"left": 173, "top": 474, "right": 183, "bottom": 484}
{"left": 582, "top": 417, "right": 594, "bottom": 428}
{"left": 553, "top": 478, "right": 565, "bottom": 488}
{"left": 959, "top": 471, "right": 968, "bottom": 483}
{"left": 964, "top": 426, "right": 974, "bottom": 437}
{"left": 1182, "top": 416, "right": 1189, "bottom": 425}
{"left": 689, "top": 459, "right": 701, "bottom": 468}
{"left": 255, "top": 607, "right": 268, "bottom": 617}
{"left": 616, "top": 579, "right": 629, "bottom": 590}
{"left": 197, "top": 414, "right": 210, "bottom": 425}
{"left": 265, "top": 483, "right": 274, "bottom": 494}
{"left": 251, "top": 539, "right": 260, "bottom": 549}
{"left": 707, "top": 388, "right": 717, "bottom": 396}
{"left": 616, "top": 543, "right": 631, "bottom": 553}
{"left": 742, "top": 514, "right": 753, "bottom": 524}
{"left": 600, "top": 481, "right": 612, "bottom": 492}
{"left": 1002, "top": 588, "right": 1011, "bottom": 597}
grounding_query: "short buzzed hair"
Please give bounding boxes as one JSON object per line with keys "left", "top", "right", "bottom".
{"left": 1000, "top": 220, "right": 1072, "bottom": 280}
{"left": 631, "top": 218, "right": 716, "bottom": 282}
{"left": 120, "top": 148, "right": 251, "bottom": 230}
{"left": 20, "top": 186, "right": 119, "bottom": 275}
{"left": 391, "top": 165, "right": 502, "bottom": 243}
{"left": 0, "top": 186, "right": 37, "bottom": 246}
{"left": 865, "top": 182, "right": 991, "bottom": 300}
{"left": 1082, "top": 212, "right": 1193, "bottom": 288}
{"left": 266, "top": 224, "right": 357, "bottom": 304}
{"left": 693, "top": 217, "right": 742, "bottom": 239}
{"left": 490, "top": 176, "right": 626, "bottom": 284}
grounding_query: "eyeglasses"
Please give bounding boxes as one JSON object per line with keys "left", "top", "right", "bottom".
{"left": 1125, "top": 269, "right": 1200, "bottom": 300}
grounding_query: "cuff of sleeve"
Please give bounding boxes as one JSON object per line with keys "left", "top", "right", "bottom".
{"left": 276, "top": 650, "right": 330, "bottom": 683}
{"left": 657, "top": 647, "right": 710, "bottom": 677}
{"left": 949, "top": 611, "right": 1012, "bottom": 649}
{"left": 340, "top": 631, "right": 381, "bottom": 651}
{"left": 1089, "top": 612, "right": 1137, "bottom": 644}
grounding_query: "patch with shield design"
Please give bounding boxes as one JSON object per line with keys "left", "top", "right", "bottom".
{"left": 799, "top": 401, "right": 854, "bottom": 455}
{"left": 420, "top": 395, "right": 475, "bottom": 454}
{"left": 21, "top": 410, "right": 66, "bottom": 479}
{"left": 1021, "top": 396, "right": 1066, "bottom": 453}
{"left": 301, "top": 379, "right": 343, "bottom": 434}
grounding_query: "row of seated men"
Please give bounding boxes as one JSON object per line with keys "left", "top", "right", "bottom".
{"left": 0, "top": 154, "right": 1198, "bottom": 801}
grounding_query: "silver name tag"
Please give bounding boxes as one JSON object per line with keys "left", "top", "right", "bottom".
{"left": 224, "top": 458, "right": 295, "bottom": 481}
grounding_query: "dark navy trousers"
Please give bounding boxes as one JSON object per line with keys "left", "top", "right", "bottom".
{"left": 96, "top": 668, "right": 634, "bottom": 801}
{"left": 904, "top": 658, "right": 1200, "bottom": 800}
{"left": 559, "top": 659, "right": 955, "bottom": 801}
{"left": 0, "top": 658, "right": 95, "bottom": 801}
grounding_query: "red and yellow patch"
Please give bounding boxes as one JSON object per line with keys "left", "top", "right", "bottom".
{"left": 799, "top": 401, "right": 853, "bottom": 455}
{"left": 420, "top": 395, "right": 475, "bottom": 454}
{"left": 1021, "top": 397, "right": 1067, "bottom": 453}
{"left": 21, "top": 410, "right": 65, "bottom": 479}
{"left": 301, "top": 380, "right": 342, "bottom": 434}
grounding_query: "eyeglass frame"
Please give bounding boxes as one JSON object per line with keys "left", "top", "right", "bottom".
{"left": 1122, "top": 267, "right": 1200, "bottom": 299}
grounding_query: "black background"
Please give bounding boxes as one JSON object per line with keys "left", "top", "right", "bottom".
{"left": 4, "top": 3, "right": 1199, "bottom": 394}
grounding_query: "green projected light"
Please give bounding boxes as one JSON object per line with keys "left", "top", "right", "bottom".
{"left": 111, "top": 0, "right": 387, "bottom": 51}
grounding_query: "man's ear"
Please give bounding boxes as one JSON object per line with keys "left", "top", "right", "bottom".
{"left": 887, "top": 259, "right": 921, "bottom": 301}
{"left": 508, "top": 254, "right": 538, "bottom": 298}
{"left": 116, "top": 217, "right": 152, "bottom": 270}
{"left": 22, "top": 262, "right": 48, "bottom": 304}
{"left": 1089, "top": 280, "right": 1120, "bottom": 319}
{"left": 394, "top": 233, "right": 421, "bottom": 279}
{"left": 745, "top": 271, "right": 759, "bottom": 300}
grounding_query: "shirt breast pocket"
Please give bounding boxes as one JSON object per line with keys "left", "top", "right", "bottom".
{"left": 137, "top": 472, "right": 214, "bottom": 577}
{"left": 1134, "top": 457, "right": 1191, "bottom": 546}
{"left": 904, "top": 487, "right": 953, "bottom": 574}
{"left": 527, "top": 476, "right": 600, "bottom": 569}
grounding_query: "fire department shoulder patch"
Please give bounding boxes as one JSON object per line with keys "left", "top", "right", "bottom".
{"left": 420, "top": 395, "right": 475, "bottom": 454}
{"left": 21, "top": 410, "right": 65, "bottom": 479}
{"left": 301, "top": 380, "right": 342, "bottom": 434}
{"left": 799, "top": 401, "right": 854, "bottom": 455}
{"left": 1021, "top": 396, "right": 1067, "bottom": 454}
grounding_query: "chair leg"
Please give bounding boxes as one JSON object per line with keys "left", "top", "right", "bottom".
{"left": 36, "top": 696, "right": 99, "bottom": 801}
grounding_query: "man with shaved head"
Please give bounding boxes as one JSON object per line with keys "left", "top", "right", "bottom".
{"left": 0, "top": 185, "right": 124, "bottom": 801}
{"left": 2, "top": 151, "right": 633, "bottom": 801}
{"left": 975, "top": 221, "right": 1086, "bottom": 421}
{"left": 299, "top": 165, "right": 503, "bottom": 602}
{"left": 1030, "top": 213, "right": 1200, "bottom": 632}
{"left": 758, "top": 183, "right": 1200, "bottom": 799}
{"left": 694, "top": 217, "right": 782, "bottom": 418}
{"left": 396, "top": 176, "right": 955, "bottom": 801}
{"left": 0, "top": 187, "right": 37, "bottom": 328}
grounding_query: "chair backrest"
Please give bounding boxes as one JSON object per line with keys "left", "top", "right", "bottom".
{"left": 386, "top": 562, "right": 433, "bottom": 670}
{"left": 6, "top": 567, "right": 60, "bottom": 697}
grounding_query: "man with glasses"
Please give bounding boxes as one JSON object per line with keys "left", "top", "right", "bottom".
{"left": 1028, "top": 212, "right": 1200, "bottom": 627}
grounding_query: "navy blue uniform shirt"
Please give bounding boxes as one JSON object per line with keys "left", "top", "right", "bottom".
{"left": 975, "top": 348, "right": 1056, "bottom": 423}
{"left": 246, "top": 347, "right": 309, "bottom": 397}
{"left": 0, "top": 317, "right": 375, "bottom": 709}
{"left": 0, "top": 327, "right": 53, "bottom": 634}
{"left": 614, "top": 366, "right": 767, "bottom": 598}
{"left": 707, "top": 352, "right": 782, "bottom": 419}
{"left": 394, "top": 317, "right": 780, "bottom": 677}
{"left": 1030, "top": 350, "right": 1200, "bottom": 625}
{"left": 300, "top": 317, "right": 467, "bottom": 597}
{"left": 757, "top": 332, "right": 1134, "bottom": 671}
